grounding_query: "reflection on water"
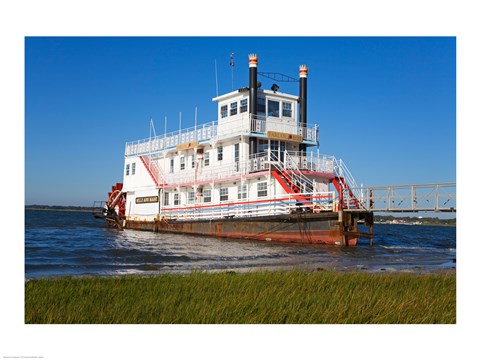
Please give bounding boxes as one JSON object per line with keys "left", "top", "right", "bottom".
{"left": 25, "top": 210, "right": 456, "bottom": 278}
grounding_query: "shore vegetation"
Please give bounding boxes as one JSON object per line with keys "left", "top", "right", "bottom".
{"left": 25, "top": 270, "right": 455, "bottom": 324}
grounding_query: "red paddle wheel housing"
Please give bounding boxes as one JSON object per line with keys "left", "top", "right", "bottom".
{"left": 106, "top": 182, "right": 126, "bottom": 217}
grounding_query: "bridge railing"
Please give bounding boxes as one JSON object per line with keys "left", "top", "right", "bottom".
{"left": 345, "top": 182, "right": 456, "bottom": 212}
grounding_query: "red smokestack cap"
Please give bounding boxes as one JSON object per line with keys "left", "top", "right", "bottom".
{"left": 299, "top": 65, "right": 308, "bottom": 78}
{"left": 249, "top": 54, "right": 258, "bottom": 67}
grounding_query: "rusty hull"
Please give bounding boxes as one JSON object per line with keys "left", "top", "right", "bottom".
{"left": 122, "top": 211, "right": 373, "bottom": 246}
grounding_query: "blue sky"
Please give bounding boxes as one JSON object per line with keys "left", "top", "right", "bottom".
{"left": 25, "top": 37, "right": 456, "bottom": 206}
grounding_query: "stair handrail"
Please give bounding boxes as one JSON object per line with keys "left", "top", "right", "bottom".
{"left": 283, "top": 151, "right": 316, "bottom": 191}
{"left": 332, "top": 157, "right": 365, "bottom": 209}
{"left": 269, "top": 150, "right": 315, "bottom": 193}
{"left": 141, "top": 154, "right": 167, "bottom": 187}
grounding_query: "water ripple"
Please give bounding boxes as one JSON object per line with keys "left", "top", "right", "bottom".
{"left": 25, "top": 210, "right": 456, "bottom": 278}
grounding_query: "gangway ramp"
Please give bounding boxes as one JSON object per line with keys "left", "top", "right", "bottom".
{"left": 341, "top": 182, "right": 456, "bottom": 213}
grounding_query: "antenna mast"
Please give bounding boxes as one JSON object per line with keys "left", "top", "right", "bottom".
{"left": 230, "top": 53, "right": 235, "bottom": 91}
{"left": 214, "top": 59, "right": 219, "bottom": 97}
{"left": 194, "top": 107, "right": 198, "bottom": 135}
{"left": 149, "top": 117, "right": 156, "bottom": 140}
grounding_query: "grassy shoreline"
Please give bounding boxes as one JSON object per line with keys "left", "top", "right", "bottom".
{"left": 25, "top": 270, "right": 455, "bottom": 324}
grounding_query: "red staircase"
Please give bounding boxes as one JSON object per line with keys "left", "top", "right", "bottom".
{"left": 271, "top": 170, "right": 311, "bottom": 205}
{"left": 139, "top": 155, "right": 166, "bottom": 188}
{"left": 332, "top": 176, "right": 360, "bottom": 210}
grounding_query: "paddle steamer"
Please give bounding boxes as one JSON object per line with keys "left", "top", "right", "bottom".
{"left": 103, "top": 54, "right": 373, "bottom": 245}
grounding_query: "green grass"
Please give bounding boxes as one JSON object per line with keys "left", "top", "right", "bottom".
{"left": 25, "top": 270, "right": 456, "bottom": 324}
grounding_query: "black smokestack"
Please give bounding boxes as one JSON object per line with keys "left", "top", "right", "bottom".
{"left": 248, "top": 54, "right": 258, "bottom": 155}
{"left": 299, "top": 65, "right": 308, "bottom": 154}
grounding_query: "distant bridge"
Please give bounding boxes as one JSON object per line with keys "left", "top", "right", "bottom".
{"left": 341, "top": 182, "right": 456, "bottom": 213}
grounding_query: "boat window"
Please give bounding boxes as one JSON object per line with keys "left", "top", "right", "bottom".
{"left": 203, "top": 189, "right": 212, "bottom": 203}
{"left": 180, "top": 156, "right": 185, "bottom": 170}
{"left": 204, "top": 151, "right": 210, "bottom": 166}
{"left": 230, "top": 102, "right": 237, "bottom": 116}
{"left": 220, "top": 187, "right": 229, "bottom": 201}
{"left": 234, "top": 143, "right": 240, "bottom": 160}
{"left": 258, "top": 182, "right": 268, "bottom": 197}
{"left": 282, "top": 102, "right": 292, "bottom": 117}
{"left": 238, "top": 184, "right": 247, "bottom": 199}
{"left": 191, "top": 155, "right": 195, "bottom": 168}
{"left": 217, "top": 146, "right": 223, "bottom": 161}
{"left": 125, "top": 164, "right": 130, "bottom": 176}
{"left": 169, "top": 159, "right": 174, "bottom": 173}
{"left": 258, "top": 139, "right": 268, "bottom": 155}
{"left": 234, "top": 143, "right": 240, "bottom": 171}
{"left": 188, "top": 192, "right": 195, "bottom": 204}
{"left": 163, "top": 192, "right": 169, "bottom": 206}
{"left": 280, "top": 141, "right": 286, "bottom": 162}
{"left": 268, "top": 100, "right": 279, "bottom": 117}
{"left": 257, "top": 97, "right": 265, "bottom": 116}
{"left": 270, "top": 140, "right": 279, "bottom": 161}
{"left": 240, "top": 99, "right": 248, "bottom": 113}
{"left": 131, "top": 162, "right": 136, "bottom": 175}
{"left": 174, "top": 193, "right": 180, "bottom": 206}
{"left": 221, "top": 105, "right": 228, "bottom": 118}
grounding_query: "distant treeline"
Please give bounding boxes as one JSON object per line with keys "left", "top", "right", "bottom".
{"left": 375, "top": 215, "right": 456, "bottom": 226}
{"left": 25, "top": 206, "right": 457, "bottom": 225}
{"left": 25, "top": 204, "right": 101, "bottom": 211}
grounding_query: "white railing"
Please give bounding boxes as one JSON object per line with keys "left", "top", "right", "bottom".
{"left": 159, "top": 153, "right": 270, "bottom": 186}
{"left": 156, "top": 151, "right": 337, "bottom": 187}
{"left": 140, "top": 154, "right": 166, "bottom": 186}
{"left": 284, "top": 151, "right": 335, "bottom": 174}
{"left": 125, "top": 114, "right": 319, "bottom": 157}
{"left": 160, "top": 191, "right": 336, "bottom": 221}
{"left": 126, "top": 122, "right": 217, "bottom": 157}
{"left": 163, "top": 161, "right": 248, "bottom": 185}
{"left": 247, "top": 151, "right": 335, "bottom": 175}
{"left": 249, "top": 114, "right": 318, "bottom": 142}
{"left": 270, "top": 151, "right": 315, "bottom": 193}
{"left": 332, "top": 157, "right": 363, "bottom": 206}
{"left": 348, "top": 183, "right": 456, "bottom": 212}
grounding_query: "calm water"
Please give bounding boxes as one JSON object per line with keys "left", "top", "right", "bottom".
{"left": 25, "top": 210, "right": 456, "bottom": 278}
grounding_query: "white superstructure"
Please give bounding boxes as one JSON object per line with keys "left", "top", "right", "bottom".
{"left": 121, "top": 55, "right": 340, "bottom": 222}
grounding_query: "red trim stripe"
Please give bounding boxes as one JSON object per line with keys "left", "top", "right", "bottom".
{"left": 161, "top": 194, "right": 332, "bottom": 212}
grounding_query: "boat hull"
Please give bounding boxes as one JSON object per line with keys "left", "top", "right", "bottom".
{"left": 122, "top": 212, "right": 371, "bottom": 246}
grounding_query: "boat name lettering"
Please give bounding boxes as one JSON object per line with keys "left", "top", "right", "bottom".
{"left": 135, "top": 196, "right": 159, "bottom": 204}
{"left": 267, "top": 131, "right": 302, "bottom": 142}
{"left": 176, "top": 141, "right": 199, "bottom": 151}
